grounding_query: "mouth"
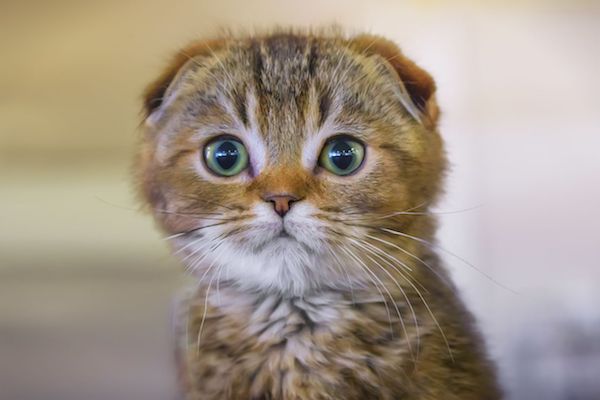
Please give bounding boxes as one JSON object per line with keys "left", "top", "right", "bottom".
{"left": 277, "top": 228, "right": 291, "bottom": 238}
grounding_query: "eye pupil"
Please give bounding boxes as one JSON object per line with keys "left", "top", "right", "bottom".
{"left": 215, "top": 141, "right": 239, "bottom": 170}
{"left": 329, "top": 141, "right": 355, "bottom": 170}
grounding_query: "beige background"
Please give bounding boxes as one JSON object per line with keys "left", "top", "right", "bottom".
{"left": 1, "top": 1, "right": 600, "bottom": 399}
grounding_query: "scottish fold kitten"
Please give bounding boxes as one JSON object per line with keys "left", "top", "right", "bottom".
{"left": 136, "top": 30, "right": 500, "bottom": 399}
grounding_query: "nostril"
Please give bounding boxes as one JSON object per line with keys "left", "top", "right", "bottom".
{"left": 263, "top": 194, "right": 299, "bottom": 217}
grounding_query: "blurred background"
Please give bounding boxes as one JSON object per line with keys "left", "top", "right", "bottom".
{"left": 1, "top": 0, "right": 599, "bottom": 399}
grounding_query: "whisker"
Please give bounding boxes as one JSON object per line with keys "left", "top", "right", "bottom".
{"left": 185, "top": 240, "right": 222, "bottom": 275}
{"left": 342, "top": 202, "right": 427, "bottom": 220}
{"left": 350, "top": 237, "right": 428, "bottom": 293}
{"left": 325, "top": 246, "right": 357, "bottom": 304}
{"left": 178, "top": 237, "right": 209, "bottom": 261}
{"left": 346, "top": 240, "right": 416, "bottom": 361}
{"left": 388, "top": 258, "right": 455, "bottom": 362}
{"left": 156, "top": 208, "right": 223, "bottom": 216}
{"left": 94, "top": 195, "right": 241, "bottom": 218}
{"left": 379, "top": 228, "right": 517, "bottom": 294}
{"left": 329, "top": 225, "right": 454, "bottom": 360}
{"left": 332, "top": 203, "right": 483, "bottom": 221}
{"left": 349, "top": 238, "right": 453, "bottom": 362}
{"left": 154, "top": 209, "right": 239, "bottom": 221}
{"left": 375, "top": 205, "right": 483, "bottom": 217}
{"left": 329, "top": 228, "right": 427, "bottom": 290}
{"left": 168, "top": 192, "right": 240, "bottom": 211}
{"left": 339, "top": 245, "right": 397, "bottom": 339}
{"left": 173, "top": 237, "right": 214, "bottom": 268}
{"left": 182, "top": 241, "right": 224, "bottom": 274}
{"left": 167, "top": 221, "right": 238, "bottom": 242}
{"left": 329, "top": 216, "right": 514, "bottom": 294}
{"left": 162, "top": 231, "right": 189, "bottom": 241}
{"left": 364, "top": 233, "right": 455, "bottom": 291}
{"left": 195, "top": 260, "right": 220, "bottom": 355}
{"left": 329, "top": 227, "right": 427, "bottom": 293}
{"left": 175, "top": 230, "right": 230, "bottom": 259}
{"left": 337, "top": 243, "right": 389, "bottom": 308}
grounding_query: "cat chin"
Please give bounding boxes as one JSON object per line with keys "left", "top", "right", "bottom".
{"left": 177, "top": 202, "right": 352, "bottom": 295}
{"left": 188, "top": 236, "right": 347, "bottom": 297}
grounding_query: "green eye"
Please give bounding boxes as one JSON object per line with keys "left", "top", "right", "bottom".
{"left": 204, "top": 137, "right": 249, "bottom": 177}
{"left": 319, "top": 136, "right": 365, "bottom": 176}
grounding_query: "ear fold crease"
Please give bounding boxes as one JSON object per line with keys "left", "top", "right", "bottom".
{"left": 349, "top": 34, "right": 439, "bottom": 129}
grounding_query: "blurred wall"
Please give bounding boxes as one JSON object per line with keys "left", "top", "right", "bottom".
{"left": 1, "top": 1, "right": 599, "bottom": 399}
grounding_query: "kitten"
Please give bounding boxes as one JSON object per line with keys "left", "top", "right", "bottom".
{"left": 136, "top": 30, "right": 501, "bottom": 399}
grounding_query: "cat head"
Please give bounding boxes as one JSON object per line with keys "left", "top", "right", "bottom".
{"left": 136, "top": 31, "right": 445, "bottom": 295}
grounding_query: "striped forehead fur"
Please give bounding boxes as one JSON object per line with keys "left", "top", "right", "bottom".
{"left": 144, "top": 29, "right": 433, "bottom": 130}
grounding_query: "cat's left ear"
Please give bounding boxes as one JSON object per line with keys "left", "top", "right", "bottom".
{"left": 142, "top": 38, "right": 226, "bottom": 123}
{"left": 349, "top": 34, "right": 439, "bottom": 129}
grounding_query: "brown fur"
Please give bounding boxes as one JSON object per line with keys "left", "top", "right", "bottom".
{"left": 135, "top": 29, "right": 501, "bottom": 399}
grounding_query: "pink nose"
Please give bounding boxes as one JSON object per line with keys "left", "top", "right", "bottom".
{"left": 263, "top": 194, "right": 299, "bottom": 217}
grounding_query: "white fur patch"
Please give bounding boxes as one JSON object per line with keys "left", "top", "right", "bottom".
{"left": 174, "top": 200, "right": 363, "bottom": 296}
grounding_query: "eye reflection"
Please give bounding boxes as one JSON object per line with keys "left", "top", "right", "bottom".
{"left": 214, "top": 141, "right": 239, "bottom": 170}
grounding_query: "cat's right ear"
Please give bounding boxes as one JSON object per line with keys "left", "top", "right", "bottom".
{"left": 142, "top": 39, "right": 226, "bottom": 124}
{"left": 349, "top": 34, "right": 439, "bottom": 130}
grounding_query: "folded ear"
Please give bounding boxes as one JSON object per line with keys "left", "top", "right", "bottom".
{"left": 143, "top": 38, "right": 226, "bottom": 118}
{"left": 349, "top": 34, "right": 439, "bottom": 128}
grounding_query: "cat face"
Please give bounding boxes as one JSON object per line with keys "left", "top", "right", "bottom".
{"left": 137, "top": 33, "right": 445, "bottom": 295}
